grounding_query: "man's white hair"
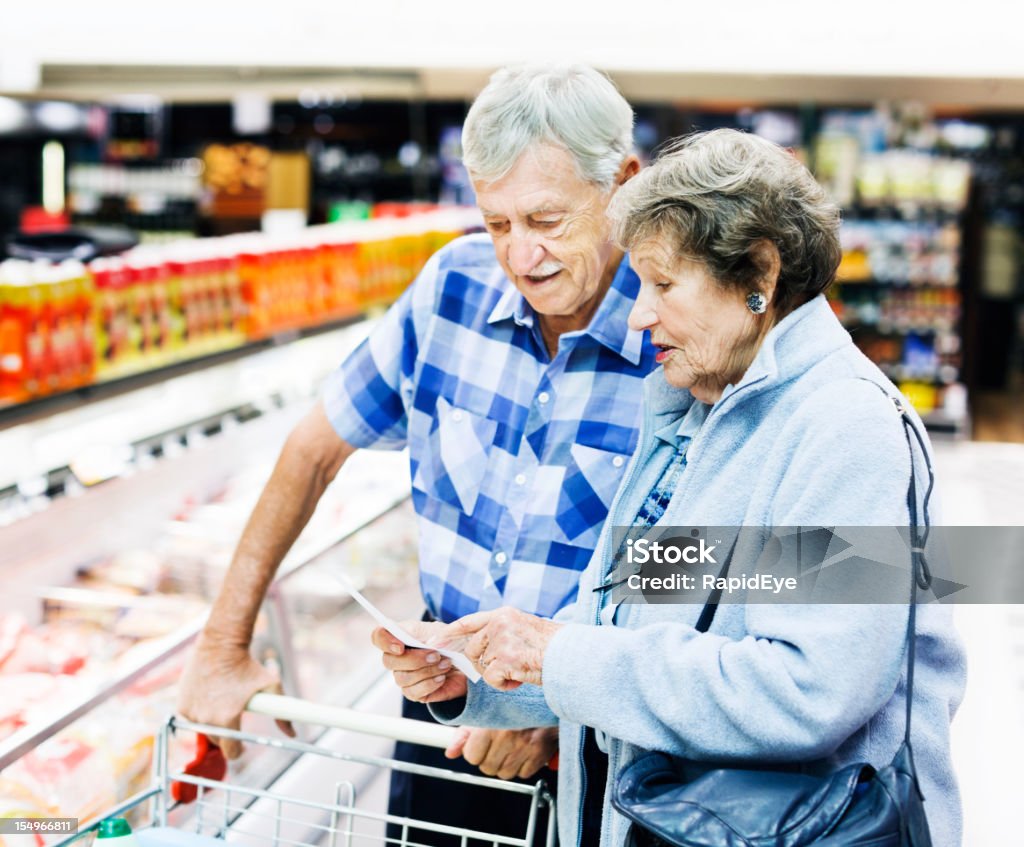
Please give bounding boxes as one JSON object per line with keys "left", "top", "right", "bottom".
{"left": 462, "top": 64, "right": 635, "bottom": 190}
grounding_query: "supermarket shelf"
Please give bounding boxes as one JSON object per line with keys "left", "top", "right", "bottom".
{"left": 842, "top": 205, "right": 964, "bottom": 223}
{"left": 836, "top": 279, "right": 959, "bottom": 290}
{"left": 0, "top": 318, "right": 377, "bottom": 497}
{"left": 843, "top": 321, "right": 959, "bottom": 335}
{"left": 0, "top": 314, "right": 368, "bottom": 432}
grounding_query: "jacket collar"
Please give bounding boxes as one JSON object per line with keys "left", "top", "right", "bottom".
{"left": 486, "top": 253, "right": 646, "bottom": 365}
{"left": 644, "top": 294, "right": 851, "bottom": 418}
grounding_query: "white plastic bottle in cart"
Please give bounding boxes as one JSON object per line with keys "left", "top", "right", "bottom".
{"left": 96, "top": 819, "right": 140, "bottom": 847}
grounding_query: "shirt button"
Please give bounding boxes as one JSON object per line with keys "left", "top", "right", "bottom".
{"left": 494, "top": 552, "right": 508, "bottom": 565}
{"left": 612, "top": 456, "right": 625, "bottom": 468}
{"left": 514, "top": 473, "right": 526, "bottom": 485}
{"left": 451, "top": 410, "right": 464, "bottom": 423}
{"left": 537, "top": 392, "right": 550, "bottom": 405}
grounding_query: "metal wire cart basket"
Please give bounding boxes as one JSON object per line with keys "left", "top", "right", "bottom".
{"left": 56, "top": 694, "right": 557, "bottom": 847}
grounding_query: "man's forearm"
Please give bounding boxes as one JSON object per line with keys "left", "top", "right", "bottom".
{"left": 203, "top": 405, "right": 355, "bottom": 649}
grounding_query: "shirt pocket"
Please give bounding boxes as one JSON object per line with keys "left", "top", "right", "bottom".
{"left": 412, "top": 396, "right": 497, "bottom": 516}
{"left": 555, "top": 442, "right": 631, "bottom": 543}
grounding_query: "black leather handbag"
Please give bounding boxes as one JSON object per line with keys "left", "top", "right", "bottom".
{"left": 612, "top": 394, "right": 936, "bottom": 847}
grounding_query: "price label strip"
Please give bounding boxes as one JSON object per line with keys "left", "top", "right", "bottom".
{"left": 336, "top": 574, "right": 481, "bottom": 683}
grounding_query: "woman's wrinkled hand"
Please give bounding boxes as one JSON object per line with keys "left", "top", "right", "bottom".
{"left": 438, "top": 607, "right": 562, "bottom": 691}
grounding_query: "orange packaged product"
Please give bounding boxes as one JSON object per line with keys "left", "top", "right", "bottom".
{"left": 301, "top": 246, "right": 316, "bottom": 325}
{"left": 55, "top": 265, "right": 85, "bottom": 391}
{"left": 279, "top": 249, "right": 295, "bottom": 330}
{"left": 281, "top": 249, "right": 300, "bottom": 331}
{"left": 120, "top": 264, "right": 145, "bottom": 360}
{"left": 211, "top": 257, "right": 232, "bottom": 335}
{"left": 220, "top": 256, "right": 245, "bottom": 336}
{"left": 150, "top": 262, "right": 172, "bottom": 353}
{"left": 178, "top": 258, "right": 202, "bottom": 345}
{"left": 107, "top": 261, "right": 134, "bottom": 372}
{"left": 23, "top": 265, "right": 51, "bottom": 397}
{"left": 322, "top": 243, "right": 342, "bottom": 317}
{"left": 267, "top": 251, "right": 284, "bottom": 334}
{"left": 68, "top": 262, "right": 96, "bottom": 388}
{"left": 37, "top": 266, "right": 65, "bottom": 393}
{"left": 164, "top": 260, "right": 188, "bottom": 351}
{"left": 0, "top": 264, "right": 31, "bottom": 403}
{"left": 372, "top": 201, "right": 413, "bottom": 219}
{"left": 180, "top": 258, "right": 201, "bottom": 342}
{"left": 303, "top": 246, "right": 326, "bottom": 326}
{"left": 395, "top": 233, "right": 416, "bottom": 297}
{"left": 392, "top": 234, "right": 413, "bottom": 301}
{"left": 143, "top": 264, "right": 161, "bottom": 356}
{"left": 261, "top": 250, "right": 280, "bottom": 334}
{"left": 199, "top": 258, "right": 220, "bottom": 336}
{"left": 91, "top": 260, "right": 116, "bottom": 371}
{"left": 202, "top": 257, "right": 222, "bottom": 340}
{"left": 279, "top": 249, "right": 297, "bottom": 331}
{"left": 357, "top": 240, "right": 381, "bottom": 308}
{"left": 334, "top": 242, "right": 361, "bottom": 317}
{"left": 238, "top": 250, "right": 270, "bottom": 339}
{"left": 314, "top": 243, "right": 333, "bottom": 319}
{"left": 55, "top": 267, "right": 76, "bottom": 390}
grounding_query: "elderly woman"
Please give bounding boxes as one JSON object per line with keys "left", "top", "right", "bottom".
{"left": 376, "top": 130, "right": 965, "bottom": 847}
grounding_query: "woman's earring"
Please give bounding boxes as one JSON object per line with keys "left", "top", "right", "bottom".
{"left": 746, "top": 292, "right": 767, "bottom": 314}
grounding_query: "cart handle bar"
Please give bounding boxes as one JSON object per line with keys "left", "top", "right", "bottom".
{"left": 246, "top": 692, "right": 457, "bottom": 750}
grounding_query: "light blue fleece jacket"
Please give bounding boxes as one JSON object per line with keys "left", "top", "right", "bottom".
{"left": 431, "top": 295, "right": 966, "bottom": 847}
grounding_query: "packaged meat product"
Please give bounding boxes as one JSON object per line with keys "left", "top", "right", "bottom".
{"left": 74, "top": 550, "right": 166, "bottom": 595}
{"left": 0, "top": 613, "right": 112, "bottom": 676}
{"left": 0, "top": 734, "right": 116, "bottom": 821}
{"left": 0, "top": 785, "right": 52, "bottom": 847}
{"left": 0, "top": 673, "right": 82, "bottom": 742}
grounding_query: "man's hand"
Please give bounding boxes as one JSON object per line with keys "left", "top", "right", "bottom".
{"left": 177, "top": 634, "right": 294, "bottom": 759}
{"left": 176, "top": 405, "right": 353, "bottom": 758}
{"left": 371, "top": 622, "right": 468, "bottom": 703}
{"left": 445, "top": 727, "right": 558, "bottom": 780}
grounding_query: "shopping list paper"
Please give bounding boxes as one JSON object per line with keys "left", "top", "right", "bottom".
{"left": 335, "top": 574, "right": 482, "bottom": 683}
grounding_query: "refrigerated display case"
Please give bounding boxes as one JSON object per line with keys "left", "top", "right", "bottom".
{"left": 0, "top": 317, "right": 426, "bottom": 831}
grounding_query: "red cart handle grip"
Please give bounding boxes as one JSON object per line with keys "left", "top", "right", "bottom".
{"left": 171, "top": 733, "right": 227, "bottom": 803}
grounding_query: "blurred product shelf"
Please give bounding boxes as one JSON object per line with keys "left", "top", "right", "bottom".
{"left": 821, "top": 149, "right": 976, "bottom": 436}
{"left": 0, "top": 207, "right": 480, "bottom": 414}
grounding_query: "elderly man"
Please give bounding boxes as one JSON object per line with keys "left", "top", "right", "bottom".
{"left": 177, "top": 63, "right": 654, "bottom": 845}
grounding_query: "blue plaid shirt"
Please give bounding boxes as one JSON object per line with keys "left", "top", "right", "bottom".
{"left": 323, "top": 233, "right": 656, "bottom": 622}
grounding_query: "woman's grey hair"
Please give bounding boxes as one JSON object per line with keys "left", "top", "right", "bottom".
{"left": 608, "top": 129, "right": 842, "bottom": 312}
{"left": 462, "top": 64, "right": 634, "bottom": 190}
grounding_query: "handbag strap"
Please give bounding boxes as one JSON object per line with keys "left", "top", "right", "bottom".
{"left": 694, "top": 382, "right": 935, "bottom": 752}
{"left": 893, "top": 392, "right": 935, "bottom": 748}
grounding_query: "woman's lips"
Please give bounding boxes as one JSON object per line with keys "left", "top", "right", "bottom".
{"left": 654, "top": 345, "right": 676, "bottom": 364}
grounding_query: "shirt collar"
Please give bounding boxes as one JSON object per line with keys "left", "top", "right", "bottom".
{"left": 487, "top": 274, "right": 534, "bottom": 327}
{"left": 654, "top": 398, "right": 711, "bottom": 446}
{"left": 486, "top": 253, "right": 646, "bottom": 365}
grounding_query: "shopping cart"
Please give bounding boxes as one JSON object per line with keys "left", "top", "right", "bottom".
{"left": 56, "top": 693, "right": 557, "bottom": 847}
